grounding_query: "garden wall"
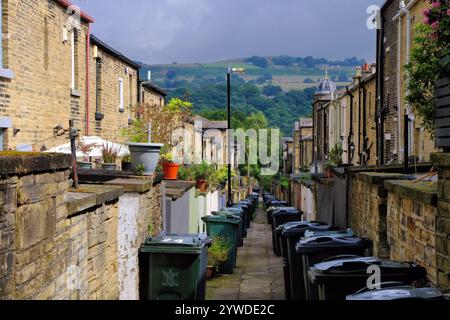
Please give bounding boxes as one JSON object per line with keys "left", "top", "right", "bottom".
{"left": 0, "top": 154, "right": 163, "bottom": 300}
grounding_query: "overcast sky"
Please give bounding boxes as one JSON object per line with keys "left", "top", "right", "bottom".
{"left": 77, "top": 0, "right": 385, "bottom": 65}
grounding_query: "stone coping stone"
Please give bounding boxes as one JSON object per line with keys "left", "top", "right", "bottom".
{"left": 356, "top": 172, "right": 414, "bottom": 185}
{"left": 165, "top": 188, "right": 186, "bottom": 200}
{"left": 0, "top": 153, "right": 71, "bottom": 176}
{"left": 345, "top": 163, "right": 432, "bottom": 177}
{"left": 65, "top": 184, "right": 124, "bottom": 216}
{"left": 384, "top": 180, "right": 438, "bottom": 206}
{"left": 311, "top": 173, "right": 334, "bottom": 186}
{"left": 77, "top": 169, "right": 164, "bottom": 186}
{"left": 104, "top": 178, "right": 156, "bottom": 193}
{"left": 431, "top": 152, "right": 450, "bottom": 167}
{"left": 163, "top": 180, "right": 196, "bottom": 192}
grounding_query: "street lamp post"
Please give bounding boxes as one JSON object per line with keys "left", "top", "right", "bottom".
{"left": 227, "top": 66, "right": 245, "bottom": 207}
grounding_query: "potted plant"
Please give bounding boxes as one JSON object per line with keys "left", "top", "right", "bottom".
{"left": 76, "top": 140, "right": 97, "bottom": 170}
{"left": 101, "top": 143, "right": 121, "bottom": 171}
{"left": 207, "top": 236, "right": 231, "bottom": 279}
{"left": 123, "top": 99, "right": 192, "bottom": 176}
{"left": 325, "top": 161, "right": 336, "bottom": 179}
{"left": 177, "top": 165, "right": 193, "bottom": 181}
{"left": 161, "top": 146, "right": 180, "bottom": 180}
{"left": 121, "top": 154, "right": 132, "bottom": 171}
{"left": 194, "top": 162, "right": 212, "bottom": 192}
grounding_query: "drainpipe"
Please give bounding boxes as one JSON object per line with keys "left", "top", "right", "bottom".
{"left": 377, "top": 11, "right": 385, "bottom": 165}
{"left": 362, "top": 81, "right": 367, "bottom": 165}
{"left": 346, "top": 86, "right": 354, "bottom": 164}
{"left": 357, "top": 78, "right": 362, "bottom": 165}
{"left": 85, "top": 24, "right": 91, "bottom": 136}
{"left": 312, "top": 102, "right": 317, "bottom": 174}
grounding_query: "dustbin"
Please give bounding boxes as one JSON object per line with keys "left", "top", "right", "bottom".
{"left": 232, "top": 203, "right": 252, "bottom": 229}
{"left": 281, "top": 222, "right": 339, "bottom": 300}
{"left": 229, "top": 204, "right": 251, "bottom": 229}
{"left": 158, "top": 232, "right": 211, "bottom": 300}
{"left": 222, "top": 207, "right": 247, "bottom": 238}
{"left": 267, "top": 206, "right": 297, "bottom": 225}
{"left": 295, "top": 236, "right": 372, "bottom": 300}
{"left": 139, "top": 234, "right": 206, "bottom": 300}
{"left": 304, "top": 228, "right": 354, "bottom": 239}
{"left": 239, "top": 199, "right": 256, "bottom": 220}
{"left": 213, "top": 211, "right": 244, "bottom": 247}
{"left": 202, "top": 215, "right": 240, "bottom": 274}
{"left": 265, "top": 199, "right": 288, "bottom": 210}
{"left": 308, "top": 255, "right": 427, "bottom": 300}
{"left": 271, "top": 209, "right": 303, "bottom": 256}
{"left": 346, "top": 282, "right": 445, "bottom": 300}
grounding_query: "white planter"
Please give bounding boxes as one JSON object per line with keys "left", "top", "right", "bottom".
{"left": 128, "top": 143, "right": 163, "bottom": 175}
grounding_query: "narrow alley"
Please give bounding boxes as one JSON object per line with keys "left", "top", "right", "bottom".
{"left": 206, "top": 204, "right": 285, "bottom": 300}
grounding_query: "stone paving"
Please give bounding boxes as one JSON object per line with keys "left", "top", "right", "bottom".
{"left": 206, "top": 204, "right": 285, "bottom": 300}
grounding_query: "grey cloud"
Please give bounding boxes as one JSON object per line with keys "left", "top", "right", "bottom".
{"left": 78, "top": 0, "right": 385, "bottom": 64}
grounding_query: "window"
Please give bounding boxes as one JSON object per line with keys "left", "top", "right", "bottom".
{"left": 0, "top": 129, "right": 4, "bottom": 151}
{"left": 118, "top": 78, "right": 124, "bottom": 111}
{"left": 129, "top": 75, "right": 133, "bottom": 107}
{"left": 0, "top": 1, "right": 13, "bottom": 79}
{"left": 70, "top": 29, "right": 79, "bottom": 91}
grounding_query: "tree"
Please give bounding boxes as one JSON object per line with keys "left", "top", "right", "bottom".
{"left": 272, "top": 55, "right": 295, "bottom": 66}
{"left": 337, "top": 73, "right": 349, "bottom": 82}
{"left": 263, "top": 85, "right": 283, "bottom": 96}
{"left": 244, "top": 56, "right": 269, "bottom": 68}
{"left": 166, "top": 70, "right": 177, "bottom": 79}
{"left": 303, "top": 78, "right": 315, "bottom": 84}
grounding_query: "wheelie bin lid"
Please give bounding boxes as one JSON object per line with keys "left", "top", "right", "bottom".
{"left": 213, "top": 211, "right": 243, "bottom": 222}
{"left": 267, "top": 206, "right": 297, "bottom": 213}
{"left": 304, "top": 228, "right": 354, "bottom": 239}
{"left": 272, "top": 209, "right": 301, "bottom": 217}
{"left": 282, "top": 222, "right": 334, "bottom": 237}
{"left": 313, "top": 255, "right": 427, "bottom": 276}
{"left": 295, "top": 236, "right": 371, "bottom": 253}
{"left": 159, "top": 232, "right": 212, "bottom": 246}
{"left": 202, "top": 215, "right": 241, "bottom": 225}
{"left": 225, "top": 206, "right": 245, "bottom": 213}
{"left": 141, "top": 235, "right": 205, "bottom": 254}
{"left": 346, "top": 283, "right": 444, "bottom": 301}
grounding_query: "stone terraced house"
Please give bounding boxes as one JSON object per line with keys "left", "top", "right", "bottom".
{"left": 0, "top": 0, "right": 163, "bottom": 151}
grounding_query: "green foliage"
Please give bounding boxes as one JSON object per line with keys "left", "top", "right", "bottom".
{"left": 262, "top": 85, "right": 283, "bottom": 96}
{"left": 405, "top": 23, "right": 446, "bottom": 135}
{"left": 134, "top": 164, "right": 145, "bottom": 176}
{"left": 280, "top": 176, "right": 289, "bottom": 190}
{"left": 101, "top": 143, "right": 121, "bottom": 164}
{"left": 244, "top": 56, "right": 269, "bottom": 68}
{"left": 207, "top": 236, "right": 232, "bottom": 271}
{"left": 178, "top": 166, "right": 193, "bottom": 180}
{"left": 327, "top": 143, "right": 343, "bottom": 167}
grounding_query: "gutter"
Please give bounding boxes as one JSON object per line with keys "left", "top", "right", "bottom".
{"left": 56, "top": 0, "right": 94, "bottom": 23}
{"left": 346, "top": 86, "right": 354, "bottom": 164}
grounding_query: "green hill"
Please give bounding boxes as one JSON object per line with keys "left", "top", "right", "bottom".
{"left": 138, "top": 55, "right": 362, "bottom": 136}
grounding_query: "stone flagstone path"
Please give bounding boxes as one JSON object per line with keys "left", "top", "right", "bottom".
{"left": 206, "top": 204, "right": 285, "bottom": 300}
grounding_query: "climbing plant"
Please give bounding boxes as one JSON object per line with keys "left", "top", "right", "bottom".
{"left": 405, "top": 1, "right": 450, "bottom": 136}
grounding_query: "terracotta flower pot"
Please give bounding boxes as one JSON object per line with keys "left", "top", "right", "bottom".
{"left": 196, "top": 179, "right": 208, "bottom": 192}
{"left": 162, "top": 162, "right": 180, "bottom": 180}
{"left": 206, "top": 266, "right": 214, "bottom": 280}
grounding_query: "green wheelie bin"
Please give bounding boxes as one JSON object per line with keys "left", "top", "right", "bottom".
{"left": 202, "top": 215, "right": 240, "bottom": 274}
{"left": 139, "top": 234, "right": 206, "bottom": 300}
{"left": 213, "top": 211, "right": 244, "bottom": 247}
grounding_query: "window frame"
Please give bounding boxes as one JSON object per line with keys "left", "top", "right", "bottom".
{"left": 0, "top": 1, "right": 14, "bottom": 79}
{"left": 118, "top": 77, "right": 124, "bottom": 112}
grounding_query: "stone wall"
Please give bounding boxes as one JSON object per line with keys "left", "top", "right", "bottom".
{"left": 0, "top": 154, "right": 164, "bottom": 300}
{"left": 431, "top": 153, "right": 450, "bottom": 293}
{"left": 350, "top": 172, "right": 410, "bottom": 258}
{"left": 385, "top": 180, "right": 438, "bottom": 285}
